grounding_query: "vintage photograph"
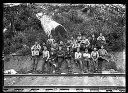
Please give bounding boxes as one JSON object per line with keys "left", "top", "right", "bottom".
{"left": 3, "top": 3, "right": 125, "bottom": 92}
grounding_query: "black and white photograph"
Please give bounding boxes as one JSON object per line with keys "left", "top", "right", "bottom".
{"left": 3, "top": 3, "right": 126, "bottom": 92}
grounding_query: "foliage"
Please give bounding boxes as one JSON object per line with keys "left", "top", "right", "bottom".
{"left": 3, "top": 4, "right": 125, "bottom": 55}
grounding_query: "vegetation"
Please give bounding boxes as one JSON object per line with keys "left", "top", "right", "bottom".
{"left": 3, "top": 4, "right": 126, "bottom": 55}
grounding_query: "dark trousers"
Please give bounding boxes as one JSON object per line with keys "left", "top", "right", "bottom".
{"left": 82, "top": 59, "right": 90, "bottom": 72}
{"left": 42, "top": 57, "right": 48, "bottom": 73}
{"left": 65, "top": 58, "right": 72, "bottom": 72}
{"left": 32, "top": 56, "right": 39, "bottom": 72}
{"left": 49, "top": 59, "right": 56, "bottom": 73}
{"left": 57, "top": 57, "right": 64, "bottom": 71}
{"left": 75, "top": 59, "right": 83, "bottom": 71}
{"left": 98, "top": 57, "right": 104, "bottom": 72}
{"left": 93, "top": 59, "right": 98, "bottom": 71}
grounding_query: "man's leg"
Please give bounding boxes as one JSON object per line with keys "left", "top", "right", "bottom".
{"left": 82, "top": 59, "right": 85, "bottom": 72}
{"left": 32, "top": 56, "right": 36, "bottom": 72}
{"left": 95, "top": 60, "right": 98, "bottom": 72}
{"left": 57, "top": 57, "right": 62, "bottom": 73}
{"left": 34, "top": 56, "right": 39, "bottom": 72}
{"left": 67, "top": 59, "right": 71, "bottom": 73}
{"left": 42, "top": 58, "right": 46, "bottom": 73}
{"left": 78, "top": 59, "right": 83, "bottom": 73}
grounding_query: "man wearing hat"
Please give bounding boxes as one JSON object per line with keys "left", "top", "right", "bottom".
{"left": 31, "top": 41, "right": 41, "bottom": 73}
{"left": 42, "top": 46, "right": 50, "bottom": 73}
{"left": 56, "top": 46, "right": 65, "bottom": 74}
{"left": 65, "top": 47, "right": 72, "bottom": 74}
{"left": 49, "top": 47, "right": 57, "bottom": 73}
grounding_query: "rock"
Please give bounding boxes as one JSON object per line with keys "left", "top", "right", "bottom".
{"left": 4, "top": 69, "right": 17, "bottom": 74}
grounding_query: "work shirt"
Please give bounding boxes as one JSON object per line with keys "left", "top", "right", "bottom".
{"left": 91, "top": 51, "right": 99, "bottom": 59}
{"left": 47, "top": 38, "right": 55, "bottom": 45}
{"left": 81, "top": 39, "right": 90, "bottom": 47}
{"left": 31, "top": 44, "right": 41, "bottom": 56}
{"left": 97, "top": 36, "right": 106, "bottom": 41}
{"left": 50, "top": 51, "right": 56, "bottom": 59}
{"left": 75, "top": 52, "right": 82, "bottom": 59}
{"left": 98, "top": 49, "right": 108, "bottom": 56}
{"left": 74, "top": 43, "right": 80, "bottom": 48}
{"left": 57, "top": 50, "right": 65, "bottom": 58}
{"left": 83, "top": 53, "right": 91, "bottom": 59}
{"left": 90, "top": 37, "right": 97, "bottom": 45}
{"left": 65, "top": 51, "right": 72, "bottom": 59}
{"left": 42, "top": 50, "right": 50, "bottom": 59}
{"left": 51, "top": 43, "right": 58, "bottom": 50}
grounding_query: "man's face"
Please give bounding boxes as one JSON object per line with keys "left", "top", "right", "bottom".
{"left": 94, "top": 48, "right": 96, "bottom": 51}
{"left": 67, "top": 47, "right": 69, "bottom": 51}
{"left": 44, "top": 47, "right": 47, "bottom": 50}
{"left": 77, "top": 48, "right": 80, "bottom": 52}
{"left": 92, "top": 34, "right": 95, "bottom": 37}
{"left": 59, "top": 47, "right": 62, "bottom": 50}
{"left": 85, "top": 49, "right": 88, "bottom": 53}
{"left": 100, "top": 33, "right": 102, "bottom": 36}
{"left": 35, "top": 42, "right": 38, "bottom": 45}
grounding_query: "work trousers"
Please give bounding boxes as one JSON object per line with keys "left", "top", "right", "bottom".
{"left": 75, "top": 59, "right": 83, "bottom": 72}
{"left": 57, "top": 57, "right": 64, "bottom": 71}
{"left": 42, "top": 57, "right": 48, "bottom": 73}
{"left": 31, "top": 55, "right": 39, "bottom": 72}
{"left": 92, "top": 59, "right": 98, "bottom": 72}
{"left": 82, "top": 59, "right": 90, "bottom": 72}
{"left": 65, "top": 58, "right": 72, "bottom": 72}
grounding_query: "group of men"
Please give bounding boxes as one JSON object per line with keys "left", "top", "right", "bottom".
{"left": 31, "top": 33, "right": 109, "bottom": 74}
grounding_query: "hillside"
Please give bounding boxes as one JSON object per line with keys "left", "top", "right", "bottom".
{"left": 3, "top": 4, "right": 126, "bottom": 73}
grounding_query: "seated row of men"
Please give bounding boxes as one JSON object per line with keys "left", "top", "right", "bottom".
{"left": 31, "top": 33, "right": 108, "bottom": 74}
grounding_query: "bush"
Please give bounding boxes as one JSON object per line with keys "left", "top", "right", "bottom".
{"left": 3, "top": 4, "right": 125, "bottom": 55}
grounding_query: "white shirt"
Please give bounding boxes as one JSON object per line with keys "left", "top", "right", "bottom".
{"left": 83, "top": 53, "right": 91, "bottom": 58}
{"left": 97, "top": 36, "right": 105, "bottom": 41}
{"left": 47, "top": 38, "right": 55, "bottom": 45}
{"left": 75, "top": 52, "right": 82, "bottom": 59}
{"left": 91, "top": 51, "right": 99, "bottom": 59}
{"left": 31, "top": 44, "right": 41, "bottom": 56}
{"left": 31, "top": 44, "right": 41, "bottom": 51}
{"left": 81, "top": 39, "right": 90, "bottom": 46}
{"left": 43, "top": 50, "right": 50, "bottom": 58}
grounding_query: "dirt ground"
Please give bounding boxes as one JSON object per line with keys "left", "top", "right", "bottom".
{"left": 4, "top": 50, "right": 125, "bottom": 73}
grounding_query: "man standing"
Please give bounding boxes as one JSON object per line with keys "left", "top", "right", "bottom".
{"left": 49, "top": 47, "right": 57, "bottom": 73}
{"left": 31, "top": 42, "right": 41, "bottom": 73}
{"left": 47, "top": 35, "right": 55, "bottom": 47}
{"left": 98, "top": 45, "right": 109, "bottom": 72}
{"left": 65, "top": 47, "right": 72, "bottom": 74}
{"left": 80, "top": 36, "right": 90, "bottom": 51}
{"left": 56, "top": 46, "right": 65, "bottom": 74}
{"left": 42, "top": 46, "right": 50, "bottom": 73}
{"left": 75, "top": 48, "right": 83, "bottom": 74}
{"left": 82, "top": 49, "right": 91, "bottom": 73}
{"left": 91, "top": 48, "right": 99, "bottom": 73}
{"left": 90, "top": 34, "right": 97, "bottom": 50}
{"left": 97, "top": 33, "right": 106, "bottom": 49}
